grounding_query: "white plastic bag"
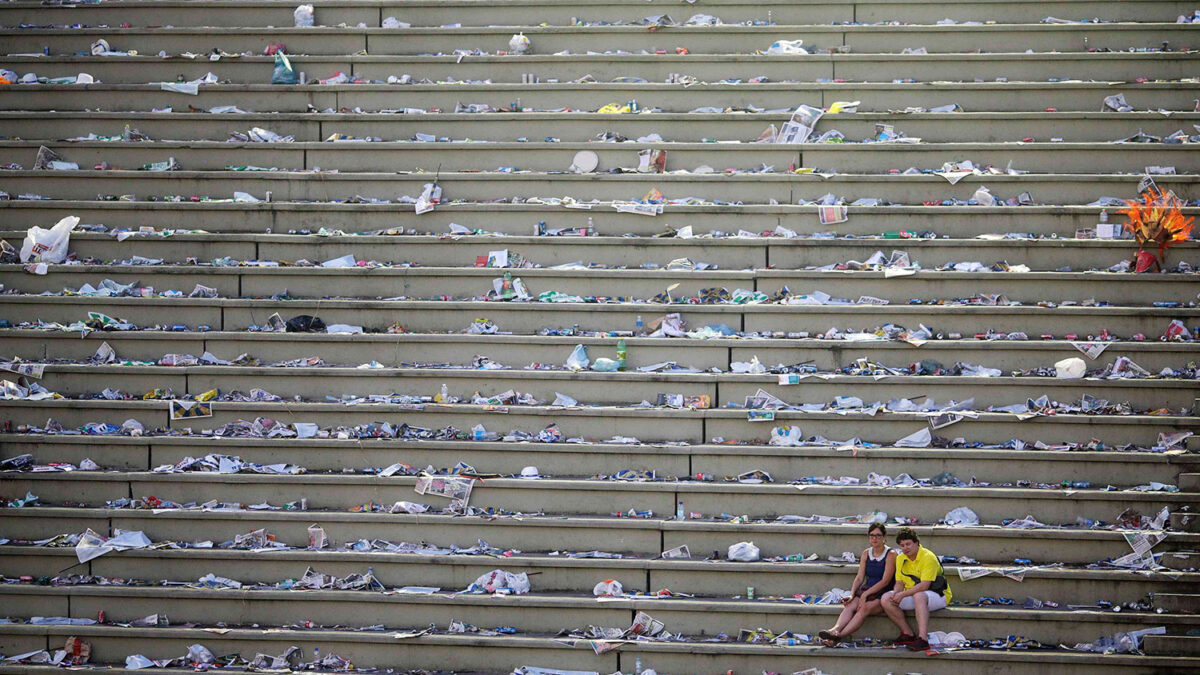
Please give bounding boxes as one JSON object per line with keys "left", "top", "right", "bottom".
{"left": 765, "top": 39, "right": 807, "bottom": 55}
{"left": 728, "top": 541, "right": 760, "bottom": 562}
{"left": 1055, "top": 357, "right": 1086, "bottom": 379}
{"left": 944, "top": 506, "right": 980, "bottom": 526}
{"left": 972, "top": 185, "right": 996, "bottom": 206}
{"left": 509, "top": 33, "right": 531, "bottom": 54}
{"left": 769, "top": 425, "right": 804, "bottom": 447}
{"left": 593, "top": 579, "right": 623, "bottom": 596}
{"left": 21, "top": 216, "right": 79, "bottom": 263}
{"left": 294, "top": 4, "right": 314, "bottom": 27}
{"left": 929, "top": 631, "right": 968, "bottom": 647}
{"left": 467, "top": 569, "right": 530, "bottom": 594}
{"left": 566, "top": 344, "right": 589, "bottom": 371}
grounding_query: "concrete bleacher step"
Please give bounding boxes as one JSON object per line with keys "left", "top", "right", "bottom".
{"left": 3, "top": 396, "right": 1196, "bottom": 445}
{"left": 2, "top": 0, "right": 1198, "bottom": 669}
{"left": 2, "top": 583, "right": 1192, "bottom": 646}
{"left": 1146, "top": 635, "right": 1200, "bottom": 655}
{"left": 6, "top": 170, "right": 1197, "bottom": 204}
{"left": 3, "top": 507, "right": 1195, "bottom": 566}
{"left": 7, "top": 331, "right": 1197, "bottom": 374}
{"left": 2, "top": 0, "right": 1195, "bottom": 27}
{"left": 8, "top": 24, "right": 1196, "bottom": 56}
{"left": 5, "top": 471, "right": 1192, "bottom": 526}
{"left": 1154, "top": 593, "right": 1200, "bottom": 613}
{"left": 5, "top": 295, "right": 1197, "bottom": 338}
{"left": 7, "top": 52, "right": 1196, "bottom": 84}
{"left": 4, "top": 202, "right": 1197, "bottom": 239}
{"left": 6, "top": 264, "right": 1199, "bottom": 305}
{"left": 6, "top": 434, "right": 1196, "bottom": 492}
{"left": 1, "top": 626, "right": 1197, "bottom": 675}
{"left": 22, "top": 364, "right": 1200, "bottom": 411}
{"left": 9, "top": 140, "right": 1200, "bottom": 174}
{"left": 8, "top": 81, "right": 1199, "bottom": 114}
{"left": 0, "top": 546, "right": 1193, "bottom": 604}
{"left": 7, "top": 232, "right": 1181, "bottom": 271}
{"left": 6, "top": 111, "right": 1199, "bottom": 144}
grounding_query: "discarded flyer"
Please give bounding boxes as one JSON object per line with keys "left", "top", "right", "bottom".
{"left": 929, "top": 412, "right": 964, "bottom": 429}
{"left": 0, "top": 361, "right": 45, "bottom": 378}
{"left": 627, "top": 611, "right": 665, "bottom": 637}
{"left": 168, "top": 400, "right": 212, "bottom": 420}
{"left": 415, "top": 475, "right": 474, "bottom": 510}
{"left": 777, "top": 104, "right": 824, "bottom": 144}
{"left": 661, "top": 545, "right": 691, "bottom": 559}
{"left": 1070, "top": 341, "right": 1111, "bottom": 360}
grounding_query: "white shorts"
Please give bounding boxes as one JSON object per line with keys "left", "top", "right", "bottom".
{"left": 893, "top": 590, "right": 947, "bottom": 611}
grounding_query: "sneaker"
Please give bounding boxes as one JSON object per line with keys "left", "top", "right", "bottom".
{"left": 908, "top": 637, "right": 930, "bottom": 651}
{"left": 891, "top": 633, "right": 916, "bottom": 645}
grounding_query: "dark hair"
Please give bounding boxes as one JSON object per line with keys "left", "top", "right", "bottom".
{"left": 895, "top": 527, "right": 919, "bottom": 544}
{"left": 868, "top": 522, "right": 887, "bottom": 536}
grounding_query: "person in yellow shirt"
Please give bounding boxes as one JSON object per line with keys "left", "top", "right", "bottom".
{"left": 880, "top": 527, "right": 951, "bottom": 652}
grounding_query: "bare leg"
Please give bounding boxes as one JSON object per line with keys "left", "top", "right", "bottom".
{"left": 913, "top": 592, "right": 930, "bottom": 639}
{"left": 881, "top": 591, "right": 913, "bottom": 636}
{"left": 829, "top": 597, "right": 862, "bottom": 635}
{"left": 836, "top": 598, "right": 882, "bottom": 638}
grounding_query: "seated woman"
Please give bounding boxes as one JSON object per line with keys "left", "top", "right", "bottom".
{"left": 818, "top": 522, "right": 896, "bottom": 645}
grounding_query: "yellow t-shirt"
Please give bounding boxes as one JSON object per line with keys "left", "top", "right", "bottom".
{"left": 894, "top": 546, "right": 952, "bottom": 602}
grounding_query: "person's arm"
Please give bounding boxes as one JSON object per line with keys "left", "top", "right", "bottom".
{"left": 863, "top": 551, "right": 896, "bottom": 597}
{"left": 896, "top": 580, "right": 931, "bottom": 599}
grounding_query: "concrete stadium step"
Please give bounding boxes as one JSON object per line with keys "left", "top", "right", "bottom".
{"left": 6, "top": 170, "right": 1197, "bottom": 204}
{"left": 5, "top": 295, "right": 1196, "bottom": 338}
{"left": 4, "top": 507, "right": 1196, "bottom": 566}
{"left": 8, "top": 82, "right": 1199, "bottom": 114}
{"left": 6, "top": 331, "right": 1198, "bottom": 374}
{"left": 9, "top": 140, "right": 1200, "bottom": 175}
{"left": 7, "top": 24, "right": 1197, "bottom": 57}
{"left": 10, "top": 237, "right": 1196, "bottom": 279}
{"left": 3, "top": 397, "right": 1196, "bottom": 448}
{"left": 7, "top": 265, "right": 1200, "bottom": 306}
{"left": 1153, "top": 593, "right": 1200, "bottom": 612}
{"left": 10, "top": 232, "right": 1181, "bottom": 272}
{"left": 6, "top": 52, "right": 1196, "bottom": 85}
{"left": 1146, "top": 635, "right": 1200, "bottom": 655}
{"left": 7, "top": 112, "right": 1200, "bottom": 145}
{"left": 6, "top": 434, "right": 1195, "bottom": 488}
{"left": 1, "top": 546, "right": 1193, "bottom": 605}
{"left": 1, "top": 584, "right": 1192, "bottom": 646}
{"left": 5, "top": 471, "right": 1193, "bottom": 526}
{"left": 2, "top": 0, "right": 1196, "bottom": 27}
{"left": 23, "top": 363, "right": 1200, "bottom": 411}
{"left": 2, "top": 627, "right": 1198, "bottom": 675}
{"left": 4, "top": 201, "right": 1196, "bottom": 239}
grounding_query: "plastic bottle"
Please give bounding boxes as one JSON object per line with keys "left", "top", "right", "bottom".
{"left": 536, "top": 220, "right": 545, "bottom": 235}
{"left": 1099, "top": 209, "right": 1108, "bottom": 224}
{"left": 616, "top": 338, "right": 627, "bottom": 370}
{"left": 883, "top": 230, "right": 914, "bottom": 239}
{"left": 635, "top": 315, "right": 644, "bottom": 336}
{"left": 435, "top": 384, "right": 448, "bottom": 403}
{"left": 635, "top": 657, "right": 643, "bottom": 675}
{"left": 500, "top": 271, "right": 515, "bottom": 299}
{"left": 586, "top": 216, "right": 594, "bottom": 235}
{"left": 676, "top": 500, "right": 685, "bottom": 520}
{"left": 312, "top": 647, "right": 320, "bottom": 665}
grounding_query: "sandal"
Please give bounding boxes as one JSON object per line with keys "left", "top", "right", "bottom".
{"left": 818, "top": 630, "right": 842, "bottom": 644}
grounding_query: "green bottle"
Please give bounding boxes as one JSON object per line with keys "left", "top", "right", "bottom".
{"left": 616, "top": 338, "right": 627, "bottom": 370}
